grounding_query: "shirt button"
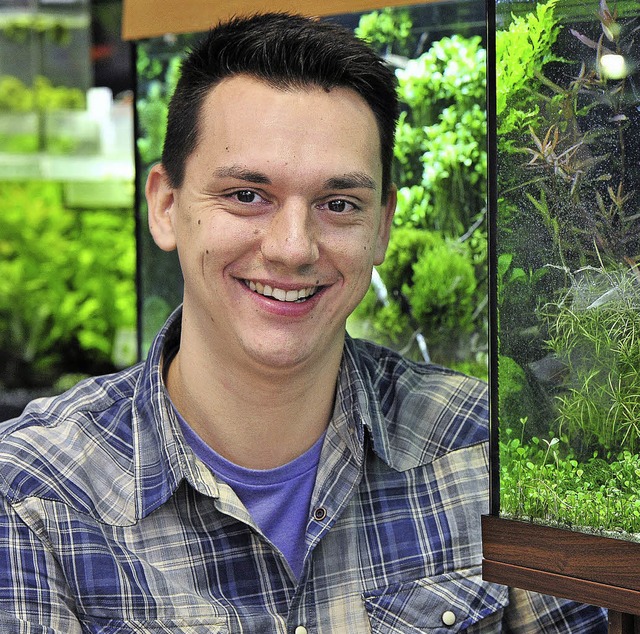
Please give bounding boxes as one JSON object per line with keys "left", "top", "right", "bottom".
{"left": 313, "top": 507, "right": 327, "bottom": 521}
{"left": 442, "top": 610, "right": 456, "bottom": 626}
{"left": 294, "top": 627, "right": 308, "bottom": 634}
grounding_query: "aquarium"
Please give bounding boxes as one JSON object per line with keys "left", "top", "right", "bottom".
{"left": 482, "top": 0, "right": 640, "bottom": 618}
{"left": 134, "top": 1, "right": 488, "bottom": 361}
{"left": 494, "top": 0, "right": 640, "bottom": 541}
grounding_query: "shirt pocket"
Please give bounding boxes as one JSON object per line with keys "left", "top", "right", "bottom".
{"left": 87, "top": 617, "right": 228, "bottom": 633}
{"left": 362, "top": 566, "right": 509, "bottom": 633}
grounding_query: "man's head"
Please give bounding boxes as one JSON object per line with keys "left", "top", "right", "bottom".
{"left": 147, "top": 13, "right": 399, "bottom": 373}
{"left": 161, "top": 12, "right": 399, "bottom": 201}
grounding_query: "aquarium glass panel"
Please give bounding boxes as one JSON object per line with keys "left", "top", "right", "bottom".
{"left": 495, "top": 0, "right": 640, "bottom": 539}
{"left": 134, "top": 1, "right": 488, "bottom": 358}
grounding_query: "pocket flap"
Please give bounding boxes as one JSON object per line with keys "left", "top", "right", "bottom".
{"left": 363, "top": 567, "right": 509, "bottom": 633}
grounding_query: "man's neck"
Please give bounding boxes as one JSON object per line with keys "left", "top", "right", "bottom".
{"left": 164, "top": 336, "right": 343, "bottom": 470}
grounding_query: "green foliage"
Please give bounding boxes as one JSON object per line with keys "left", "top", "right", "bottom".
{"left": 542, "top": 267, "right": 640, "bottom": 455}
{"left": 394, "top": 35, "right": 487, "bottom": 234}
{"left": 0, "top": 77, "right": 85, "bottom": 154}
{"left": 497, "top": 0, "right": 640, "bottom": 271}
{"left": 351, "top": 12, "right": 488, "bottom": 373}
{"left": 352, "top": 227, "right": 477, "bottom": 361}
{"left": 378, "top": 225, "right": 431, "bottom": 291}
{"left": 500, "top": 424, "right": 640, "bottom": 535}
{"left": 0, "top": 182, "right": 136, "bottom": 388}
{"left": 397, "top": 34, "right": 486, "bottom": 119}
{"left": 406, "top": 237, "right": 477, "bottom": 335}
{"left": 0, "top": 75, "right": 84, "bottom": 112}
{"left": 496, "top": 0, "right": 640, "bottom": 373}
{"left": 498, "top": 355, "right": 528, "bottom": 422}
{"left": 355, "top": 7, "right": 413, "bottom": 57}
{"left": 495, "top": 0, "right": 562, "bottom": 136}
{"left": 136, "top": 46, "right": 182, "bottom": 165}
{"left": 0, "top": 13, "right": 84, "bottom": 45}
{"left": 497, "top": 1, "right": 640, "bottom": 538}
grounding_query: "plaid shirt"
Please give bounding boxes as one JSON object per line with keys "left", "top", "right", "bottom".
{"left": 0, "top": 310, "right": 606, "bottom": 633}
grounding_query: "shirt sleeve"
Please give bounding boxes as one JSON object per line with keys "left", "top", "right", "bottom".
{"left": 503, "top": 587, "right": 607, "bottom": 632}
{"left": 0, "top": 496, "right": 83, "bottom": 634}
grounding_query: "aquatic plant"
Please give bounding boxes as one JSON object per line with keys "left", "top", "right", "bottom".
{"left": 500, "top": 421, "right": 640, "bottom": 536}
{"left": 542, "top": 266, "right": 640, "bottom": 455}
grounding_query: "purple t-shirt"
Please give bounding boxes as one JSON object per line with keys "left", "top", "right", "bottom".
{"left": 177, "top": 413, "right": 324, "bottom": 579}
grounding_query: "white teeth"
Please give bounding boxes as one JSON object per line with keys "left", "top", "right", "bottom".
{"left": 244, "top": 280, "right": 317, "bottom": 302}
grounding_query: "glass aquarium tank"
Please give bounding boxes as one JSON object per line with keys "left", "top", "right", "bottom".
{"left": 134, "top": 1, "right": 489, "bottom": 366}
{"left": 484, "top": 0, "right": 640, "bottom": 620}
{"left": 495, "top": 0, "right": 640, "bottom": 541}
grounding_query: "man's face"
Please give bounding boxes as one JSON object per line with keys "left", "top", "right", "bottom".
{"left": 148, "top": 74, "right": 395, "bottom": 372}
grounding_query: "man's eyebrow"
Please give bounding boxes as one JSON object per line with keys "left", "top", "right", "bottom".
{"left": 324, "top": 172, "right": 377, "bottom": 191}
{"left": 213, "top": 165, "right": 272, "bottom": 185}
{"left": 213, "top": 167, "right": 376, "bottom": 191}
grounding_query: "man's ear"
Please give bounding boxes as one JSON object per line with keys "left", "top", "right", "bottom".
{"left": 373, "top": 184, "right": 397, "bottom": 266}
{"left": 146, "top": 163, "right": 178, "bottom": 252}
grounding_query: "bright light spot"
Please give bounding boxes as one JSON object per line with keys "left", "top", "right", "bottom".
{"left": 600, "top": 54, "right": 628, "bottom": 80}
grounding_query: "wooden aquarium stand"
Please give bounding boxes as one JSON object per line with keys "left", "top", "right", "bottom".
{"left": 482, "top": 515, "right": 640, "bottom": 632}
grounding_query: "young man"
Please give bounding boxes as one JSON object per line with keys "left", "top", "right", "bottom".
{"left": 0, "top": 13, "right": 606, "bottom": 633}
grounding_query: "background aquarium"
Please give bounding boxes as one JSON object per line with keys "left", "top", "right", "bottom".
{"left": 495, "top": 0, "right": 640, "bottom": 539}
{"left": 135, "top": 1, "right": 490, "bottom": 372}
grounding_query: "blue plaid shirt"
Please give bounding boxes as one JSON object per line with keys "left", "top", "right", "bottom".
{"left": 0, "top": 309, "right": 606, "bottom": 633}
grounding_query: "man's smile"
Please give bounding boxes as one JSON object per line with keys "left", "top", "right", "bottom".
{"left": 243, "top": 279, "right": 320, "bottom": 303}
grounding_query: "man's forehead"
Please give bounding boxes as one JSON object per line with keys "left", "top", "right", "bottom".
{"left": 199, "top": 73, "right": 376, "bottom": 121}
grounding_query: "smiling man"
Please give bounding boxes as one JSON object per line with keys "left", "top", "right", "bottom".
{"left": 0, "top": 13, "right": 606, "bottom": 633}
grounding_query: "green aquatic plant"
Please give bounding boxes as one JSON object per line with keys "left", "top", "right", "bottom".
{"left": 495, "top": 0, "right": 562, "bottom": 138}
{"left": 355, "top": 7, "right": 413, "bottom": 57}
{"left": 393, "top": 34, "right": 486, "bottom": 236}
{"left": 500, "top": 423, "right": 640, "bottom": 536}
{"left": 542, "top": 266, "right": 640, "bottom": 455}
{"left": 351, "top": 227, "right": 478, "bottom": 365}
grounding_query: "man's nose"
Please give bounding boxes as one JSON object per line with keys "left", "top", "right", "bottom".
{"left": 260, "top": 201, "right": 320, "bottom": 268}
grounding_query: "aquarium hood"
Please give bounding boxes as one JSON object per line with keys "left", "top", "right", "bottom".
{"left": 122, "top": 0, "right": 444, "bottom": 40}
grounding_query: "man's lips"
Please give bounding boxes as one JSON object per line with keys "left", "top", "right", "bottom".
{"left": 243, "top": 279, "right": 320, "bottom": 303}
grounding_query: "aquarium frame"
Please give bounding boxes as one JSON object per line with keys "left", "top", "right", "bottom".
{"left": 482, "top": 516, "right": 640, "bottom": 614}
{"left": 481, "top": 0, "right": 640, "bottom": 628}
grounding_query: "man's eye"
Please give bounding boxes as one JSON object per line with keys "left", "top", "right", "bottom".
{"left": 326, "top": 199, "right": 356, "bottom": 213}
{"left": 233, "top": 190, "right": 263, "bottom": 203}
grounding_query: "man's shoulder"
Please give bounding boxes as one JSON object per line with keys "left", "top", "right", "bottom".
{"left": 351, "top": 337, "right": 486, "bottom": 391}
{"left": 347, "top": 337, "right": 488, "bottom": 469}
{"left": 348, "top": 337, "right": 488, "bottom": 414}
{"left": 0, "top": 365, "right": 143, "bottom": 521}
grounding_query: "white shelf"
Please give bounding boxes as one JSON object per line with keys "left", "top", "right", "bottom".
{"left": 0, "top": 152, "right": 134, "bottom": 182}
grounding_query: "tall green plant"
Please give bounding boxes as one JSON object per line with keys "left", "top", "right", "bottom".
{"left": 352, "top": 10, "right": 488, "bottom": 372}
{"left": 394, "top": 34, "right": 487, "bottom": 235}
{"left": 542, "top": 267, "right": 640, "bottom": 455}
{"left": 498, "top": 0, "right": 640, "bottom": 273}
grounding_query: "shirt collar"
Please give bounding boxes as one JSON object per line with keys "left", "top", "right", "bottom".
{"left": 129, "top": 309, "right": 394, "bottom": 519}
{"left": 130, "top": 306, "right": 221, "bottom": 519}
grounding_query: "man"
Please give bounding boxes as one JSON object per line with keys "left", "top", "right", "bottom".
{"left": 0, "top": 13, "right": 606, "bottom": 633}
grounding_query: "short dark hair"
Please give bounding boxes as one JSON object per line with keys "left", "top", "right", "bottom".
{"left": 161, "top": 13, "right": 399, "bottom": 200}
